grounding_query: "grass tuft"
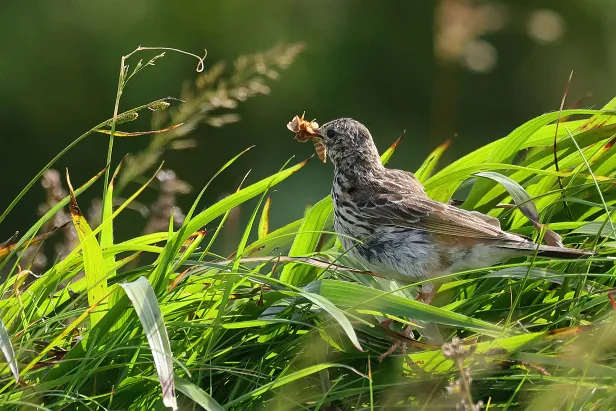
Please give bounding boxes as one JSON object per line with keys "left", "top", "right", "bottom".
{"left": 0, "top": 45, "right": 615, "bottom": 410}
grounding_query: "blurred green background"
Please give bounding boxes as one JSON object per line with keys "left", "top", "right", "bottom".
{"left": 1, "top": 0, "right": 615, "bottom": 253}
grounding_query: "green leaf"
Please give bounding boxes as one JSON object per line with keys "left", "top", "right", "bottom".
{"left": 120, "top": 277, "right": 177, "bottom": 410}
{"left": 424, "top": 162, "right": 597, "bottom": 202}
{"left": 235, "top": 272, "right": 364, "bottom": 353}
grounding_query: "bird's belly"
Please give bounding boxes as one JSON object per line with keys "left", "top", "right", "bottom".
{"left": 445, "top": 244, "right": 525, "bottom": 273}
{"left": 334, "top": 218, "right": 441, "bottom": 282}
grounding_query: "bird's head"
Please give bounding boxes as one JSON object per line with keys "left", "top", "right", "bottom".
{"left": 289, "top": 116, "right": 382, "bottom": 170}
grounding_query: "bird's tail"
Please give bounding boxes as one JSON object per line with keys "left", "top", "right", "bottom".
{"left": 536, "top": 244, "right": 596, "bottom": 259}
{"left": 501, "top": 241, "right": 596, "bottom": 259}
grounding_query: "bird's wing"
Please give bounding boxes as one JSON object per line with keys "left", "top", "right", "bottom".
{"left": 355, "top": 192, "right": 519, "bottom": 240}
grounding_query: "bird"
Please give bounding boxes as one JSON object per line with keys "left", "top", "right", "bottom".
{"left": 290, "top": 116, "right": 594, "bottom": 358}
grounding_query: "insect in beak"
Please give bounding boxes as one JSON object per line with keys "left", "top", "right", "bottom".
{"left": 287, "top": 114, "right": 327, "bottom": 162}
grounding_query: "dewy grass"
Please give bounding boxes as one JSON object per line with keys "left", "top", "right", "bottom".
{"left": 1, "top": 46, "right": 616, "bottom": 410}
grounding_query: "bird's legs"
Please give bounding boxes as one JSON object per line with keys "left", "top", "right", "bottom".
{"left": 377, "top": 283, "right": 441, "bottom": 362}
{"left": 377, "top": 323, "right": 416, "bottom": 362}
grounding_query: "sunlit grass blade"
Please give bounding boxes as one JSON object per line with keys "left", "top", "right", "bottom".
{"left": 380, "top": 135, "right": 403, "bottom": 165}
{"left": 175, "top": 377, "right": 224, "bottom": 411}
{"left": 473, "top": 171, "right": 563, "bottom": 246}
{"left": 66, "top": 169, "right": 109, "bottom": 327}
{"left": 310, "top": 279, "right": 504, "bottom": 335}
{"left": 466, "top": 122, "right": 616, "bottom": 219}
{"left": 424, "top": 162, "right": 606, "bottom": 202}
{"left": 279, "top": 197, "right": 333, "bottom": 286}
{"left": 258, "top": 193, "right": 273, "bottom": 240}
{"left": 425, "top": 109, "right": 616, "bottom": 202}
{"left": 0, "top": 168, "right": 106, "bottom": 272}
{"left": 13, "top": 292, "right": 107, "bottom": 386}
{"left": 149, "top": 146, "right": 253, "bottom": 291}
{"left": 302, "top": 290, "right": 364, "bottom": 352}
{"left": 571, "top": 221, "right": 616, "bottom": 239}
{"left": 415, "top": 139, "right": 452, "bottom": 183}
{"left": 243, "top": 220, "right": 302, "bottom": 257}
{"left": 0, "top": 318, "right": 18, "bottom": 383}
{"left": 409, "top": 324, "right": 590, "bottom": 374}
{"left": 1, "top": 164, "right": 164, "bottom": 329}
{"left": 206, "top": 162, "right": 288, "bottom": 360}
{"left": 183, "top": 158, "right": 311, "bottom": 236}
{"left": 103, "top": 160, "right": 121, "bottom": 330}
{"left": 120, "top": 277, "right": 177, "bottom": 410}
{"left": 566, "top": 126, "right": 616, "bottom": 243}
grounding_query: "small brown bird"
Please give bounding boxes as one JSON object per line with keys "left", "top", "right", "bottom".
{"left": 291, "top": 117, "right": 594, "bottom": 303}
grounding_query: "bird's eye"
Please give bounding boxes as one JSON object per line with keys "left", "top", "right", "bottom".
{"left": 326, "top": 129, "right": 336, "bottom": 138}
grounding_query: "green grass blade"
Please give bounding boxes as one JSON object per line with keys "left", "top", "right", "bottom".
{"left": 120, "top": 277, "right": 177, "bottom": 410}
{"left": 150, "top": 156, "right": 308, "bottom": 293}
{"left": 243, "top": 220, "right": 302, "bottom": 257}
{"left": 380, "top": 135, "right": 402, "bottom": 165}
{"left": 0, "top": 168, "right": 106, "bottom": 272}
{"left": 258, "top": 193, "right": 273, "bottom": 240}
{"left": 0, "top": 98, "right": 172, "bottom": 225}
{"left": 175, "top": 377, "right": 224, "bottom": 411}
{"left": 183, "top": 158, "right": 311, "bottom": 236}
{"left": 415, "top": 139, "right": 451, "bottom": 183}
{"left": 571, "top": 221, "right": 616, "bottom": 239}
{"left": 426, "top": 109, "right": 615, "bottom": 202}
{"left": 223, "top": 363, "right": 367, "bottom": 408}
{"left": 104, "top": 161, "right": 122, "bottom": 330}
{"left": 312, "top": 279, "right": 504, "bottom": 335}
{"left": 410, "top": 326, "right": 587, "bottom": 374}
{"left": 0, "top": 318, "right": 18, "bottom": 383}
{"left": 66, "top": 170, "right": 109, "bottom": 327}
{"left": 473, "top": 171, "right": 539, "bottom": 221}
{"left": 279, "top": 197, "right": 333, "bottom": 286}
